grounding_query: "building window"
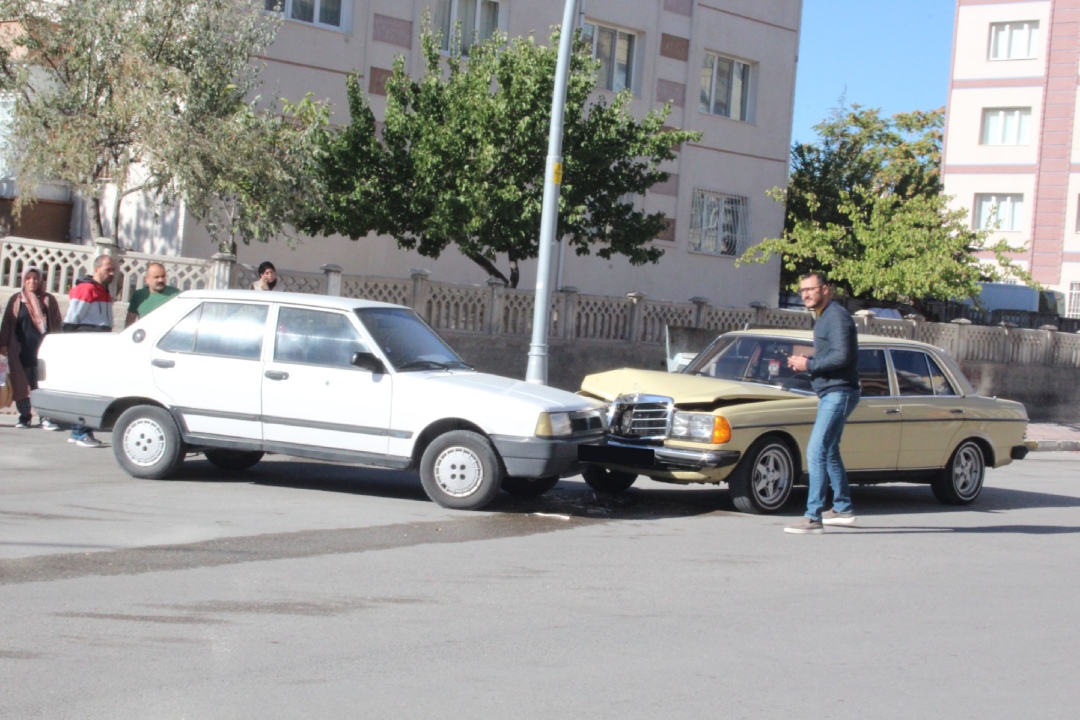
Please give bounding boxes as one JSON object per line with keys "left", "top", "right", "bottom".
{"left": 699, "top": 52, "right": 752, "bottom": 121}
{"left": 265, "top": 0, "right": 344, "bottom": 30}
{"left": 988, "top": 21, "right": 1039, "bottom": 60}
{"left": 436, "top": 0, "right": 501, "bottom": 54}
{"left": 582, "top": 23, "right": 635, "bottom": 92}
{"left": 689, "top": 190, "right": 750, "bottom": 256}
{"left": 974, "top": 193, "right": 1024, "bottom": 231}
{"left": 1068, "top": 282, "right": 1080, "bottom": 319}
{"left": 981, "top": 108, "right": 1031, "bottom": 145}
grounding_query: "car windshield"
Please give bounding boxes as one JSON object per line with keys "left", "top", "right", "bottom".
{"left": 355, "top": 308, "right": 473, "bottom": 372}
{"left": 682, "top": 335, "right": 815, "bottom": 392}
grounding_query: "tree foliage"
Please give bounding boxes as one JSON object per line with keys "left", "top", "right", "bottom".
{"left": 739, "top": 104, "right": 1030, "bottom": 304}
{"left": 0, "top": 0, "right": 326, "bottom": 249}
{"left": 302, "top": 22, "right": 701, "bottom": 287}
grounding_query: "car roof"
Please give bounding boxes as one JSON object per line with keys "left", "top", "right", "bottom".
{"left": 177, "top": 289, "right": 404, "bottom": 311}
{"left": 730, "top": 328, "right": 942, "bottom": 352}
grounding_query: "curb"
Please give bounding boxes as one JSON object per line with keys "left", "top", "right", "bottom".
{"left": 1031, "top": 440, "right": 1080, "bottom": 452}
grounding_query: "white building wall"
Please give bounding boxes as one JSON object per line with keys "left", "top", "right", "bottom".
{"left": 174, "top": 1, "right": 801, "bottom": 307}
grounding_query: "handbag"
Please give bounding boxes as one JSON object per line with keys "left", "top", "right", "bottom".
{"left": 0, "top": 356, "right": 13, "bottom": 409}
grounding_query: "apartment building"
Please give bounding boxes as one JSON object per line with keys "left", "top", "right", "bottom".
{"left": 10, "top": 1, "right": 804, "bottom": 307}
{"left": 943, "top": 0, "right": 1080, "bottom": 317}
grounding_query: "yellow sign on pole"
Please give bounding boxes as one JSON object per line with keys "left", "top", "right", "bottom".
{"left": 552, "top": 161, "right": 563, "bottom": 186}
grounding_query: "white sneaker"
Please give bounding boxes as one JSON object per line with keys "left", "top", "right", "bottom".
{"left": 69, "top": 434, "right": 103, "bottom": 448}
{"left": 40, "top": 419, "right": 62, "bottom": 431}
{"left": 822, "top": 510, "right": 857, "bottom": 526}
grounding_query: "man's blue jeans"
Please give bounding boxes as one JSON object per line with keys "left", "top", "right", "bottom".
{"left": 805, "top": 389, "right": 860, "bottom": 521}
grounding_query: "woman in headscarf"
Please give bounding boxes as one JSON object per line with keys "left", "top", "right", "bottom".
{"left": 1, "top": 266, "right": 64, "bottom": 429}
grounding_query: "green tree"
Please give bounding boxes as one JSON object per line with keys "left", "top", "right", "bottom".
{"left": 739, "top": 104, "right": 1030, "bottom": 306}
{"left": 303, "top": 22, "right": 701, "bottom": 287}
{"left": 0, "top": 0, "right": 325, "bottom": 250}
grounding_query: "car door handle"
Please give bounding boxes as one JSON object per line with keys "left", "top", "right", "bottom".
{"left": 264, "top": 370, "right": 289, "bottom": 381}
{"left": 884, "top": 408, "right": 901, "bottom": 414}
{"left": 151, "top": 359, "right": 175, "bottom": 369}
{"left": 950, "top": 409, "right": 965, "bottom": 414}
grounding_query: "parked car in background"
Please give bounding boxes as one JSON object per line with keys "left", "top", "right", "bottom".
{"left": 578, "top": 330, "right": 1030, "bottom": 513}
{"left": 32, "top": 291, "right": 606, "bottom": 510}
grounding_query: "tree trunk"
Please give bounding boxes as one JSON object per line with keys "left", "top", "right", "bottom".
{"left": 85, "top": 196, "right": 105, "bottom": 241}
{"left": 464, "top": 252, "right": 510, "bottom": 287}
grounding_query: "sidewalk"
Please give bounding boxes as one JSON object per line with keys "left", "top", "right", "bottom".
{"left": 1025, "top": 422, "right": 1080, "bottom": 452}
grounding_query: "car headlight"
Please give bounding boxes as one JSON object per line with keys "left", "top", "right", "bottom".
{"left": 670, "top": 412, "right": 731, "bottom": 444}
{"left": 535, "top": 409, "right": 605, "bottom": 438}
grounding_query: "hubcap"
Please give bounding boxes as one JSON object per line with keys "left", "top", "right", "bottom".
{"left": 953, "top": 444, "right": 983, "bottom": 496}
{"left": 123, "top": 417, "right": 167, "bottom": 467}
{"left": 753, "top": 446, "right": 793, "bottom": 505}
{"left": 433, "top": 446, "right": 484, "bottom": 497}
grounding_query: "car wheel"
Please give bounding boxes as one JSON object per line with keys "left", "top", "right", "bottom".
{"left": 581, "top": 465, "right": 637, "bottom": 493}
{"left": 112, "top": 405, "right": 186, "bottom": 480}
{"left": 501, "top": 475, "right": 560, "bottom": 496}
{"left": 205, "top": 449, "right": 265, "bottom": 472}
{"left": 728, "top": 436, "right": 795, "bottom": 514}
{"left": 420, "top": 430, "right": 503, "bottom": 510}
{"left": 932, "top": 440, "right": 985, "bottom": 505}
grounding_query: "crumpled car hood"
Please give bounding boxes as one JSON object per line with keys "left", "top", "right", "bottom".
{"left": 580, "top": 368, "right": 800, "bottom": 404}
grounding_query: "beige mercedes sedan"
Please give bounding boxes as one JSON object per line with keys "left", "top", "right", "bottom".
{"left": 578, "top": 330, "right": 1031, "bottom": 514}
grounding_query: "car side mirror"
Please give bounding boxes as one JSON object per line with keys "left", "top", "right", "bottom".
{"left": 351, "top": 351, "right": 387, "bottom": 375}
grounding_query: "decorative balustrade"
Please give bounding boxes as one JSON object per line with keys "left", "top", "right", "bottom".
{"left": 3, "top": 234, "right": 1080, "bottom": 368}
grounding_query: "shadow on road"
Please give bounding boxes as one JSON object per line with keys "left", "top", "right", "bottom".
{"left": 168, "top": 456, "right": 1080, "bottom": 524}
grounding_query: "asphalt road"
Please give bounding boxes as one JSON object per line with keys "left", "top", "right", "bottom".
{"left": 2, "top": 424, "right": 1079, "bottom": 719}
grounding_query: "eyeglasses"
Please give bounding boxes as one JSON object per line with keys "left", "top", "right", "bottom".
{"left": 799, "top": 285, "right": 824, "bottom": 294}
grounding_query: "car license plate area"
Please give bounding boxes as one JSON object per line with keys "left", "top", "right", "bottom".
{"left": 578, "top": 444, "right": 655, "bottom": 467}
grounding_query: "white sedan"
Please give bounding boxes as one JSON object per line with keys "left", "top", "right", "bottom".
{"left": 33, "top": 290, "right": 606, "bottom": 510}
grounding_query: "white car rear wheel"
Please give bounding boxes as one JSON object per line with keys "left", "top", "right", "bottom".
{"left": 112, "top": 406, "right": 186, "bottom": 480}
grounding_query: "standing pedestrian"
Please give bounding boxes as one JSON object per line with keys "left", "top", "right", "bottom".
{"left": 251, "top": 261, "right": 281, "bottom": 291}
{"left": 0, "top": 266, "right": 64, "bottom": 429}
{"left": 62, "top": 254, "right": 117, "bottom": 447}
{"left": 784, "top": 272, "right": 861, "bottom": 534}
{"left": 125, "top": 261, "right": 180, "bottom": 327}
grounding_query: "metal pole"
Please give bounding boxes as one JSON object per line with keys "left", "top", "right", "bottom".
{"left": 526, "top": 0, "right": 580, "bottom": 385}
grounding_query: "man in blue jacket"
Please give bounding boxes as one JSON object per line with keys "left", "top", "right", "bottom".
{"left": 784, "top": 272, "right": 860, "bottom": 534}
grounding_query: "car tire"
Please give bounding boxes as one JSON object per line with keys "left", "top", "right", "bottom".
{"left": 501, "top": 475, "right": 560, "bottom": 496}
{"left": 112, "top": 405, "right": 186, "bottom": 480}
{"left": 420, "top": 430, "right": 503, "bottom": 510}
{"left": 727, "top": 436, "right": 795, "bottom": 514}
{"left": 205, "top": 449, "right": 265, "bottom": 472}
{"left": 932, "top": 440, "right": 985, "bottom": 505}
{"left": 581, "top": 465, "right": 637, "bottom": 493}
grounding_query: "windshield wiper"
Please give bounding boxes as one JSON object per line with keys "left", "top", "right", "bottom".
{"left": 396, "top": 359, "right": 453, "bottom": 371}
{"left": 396, "top": 359, "right": 473, "bottom": 372}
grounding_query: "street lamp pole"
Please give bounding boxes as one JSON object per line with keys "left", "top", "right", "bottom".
{"left": 525, "top": 0, "right": 581, "bottom": 385}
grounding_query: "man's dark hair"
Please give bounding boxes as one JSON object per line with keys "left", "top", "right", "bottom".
{"left": 257, "top": 261, "right": 276, "bottom": 275}
{"left": 801, "top": 271, "right": 828, "bottom": 287}
{"left": 93, "top": 254, "right": 114, "bottom": 269}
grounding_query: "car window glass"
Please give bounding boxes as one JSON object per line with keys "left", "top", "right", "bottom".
{"left": 192, "top": 302, "right": 268, "bottom": 360}
{"left": 926, "top": 355, "right": 958, "bottom": 396}
{"left": 891, "top": 350, "right": 934, "bottom": 396}
{"left": 356, "top": 308, "right": 463, "bottom": 370}
{"left": 857, "top": 349, "right": 890, "bottom": 396}
{"left": 157, "top": 305, "right": 200, "bottom": 353}
{"left": 275, "top": 307, "right": 367, "bottom": 367}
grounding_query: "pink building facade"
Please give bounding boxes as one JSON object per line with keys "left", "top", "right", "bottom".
{"left": 944, "top": 0, "right": 1080, "bottom": 317}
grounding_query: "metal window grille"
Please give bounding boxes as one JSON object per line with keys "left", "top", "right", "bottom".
{"left": 689, "top": 190, "right": 750, "bottom": 256}
{"left": 1068, "top": 282, "right": 1080, "bottom": 320}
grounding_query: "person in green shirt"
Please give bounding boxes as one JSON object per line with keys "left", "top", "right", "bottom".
{"left": 125, "top": 262, "right": 181, "bottom": 328}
